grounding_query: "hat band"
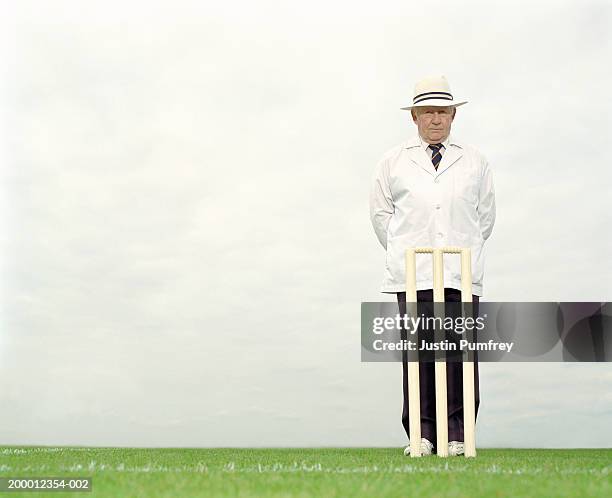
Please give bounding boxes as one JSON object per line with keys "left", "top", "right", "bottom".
{"left": 413, "top": 91, "right": 453, "bottom": 104}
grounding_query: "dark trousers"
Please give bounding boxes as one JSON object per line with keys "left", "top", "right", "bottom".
{"left": 397, "top": 288, "right": 480, "bottom": 444}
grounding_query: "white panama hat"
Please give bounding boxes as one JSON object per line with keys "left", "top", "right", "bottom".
{"left": 400, "top": 75, "right": 467, "bottom": 110}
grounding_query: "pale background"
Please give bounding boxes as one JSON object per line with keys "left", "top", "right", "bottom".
{"left": 1, "top": 0, "right": 611, "bottom": 448}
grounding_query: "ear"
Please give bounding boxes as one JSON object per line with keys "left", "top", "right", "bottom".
{"left": 451, "top": 107, "right": 457, "bottom": 120}
{"left": 411, "top": 110, "right": 417, "bottom": 123}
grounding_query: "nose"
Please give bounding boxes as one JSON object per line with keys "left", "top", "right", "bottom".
{"left": 432, "top": 112, "right": 442, "bottom": 123}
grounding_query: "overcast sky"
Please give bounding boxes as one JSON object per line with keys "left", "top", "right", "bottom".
{"left": 1, "top": 0, "right": 611, "bottom": 448}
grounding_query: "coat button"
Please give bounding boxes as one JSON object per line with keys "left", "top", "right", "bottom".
{"left": 434, "top": 178, "right": 440, "bottom": 183}
{"left": 437, "top": 232, "right": 444, "bottom": 238}
{"left": 435, "top": 204, "right": 441, "bottom": 210}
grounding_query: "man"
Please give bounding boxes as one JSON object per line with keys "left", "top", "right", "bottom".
{"left": 369, "top": 75, "right": 496, "bottom": 456}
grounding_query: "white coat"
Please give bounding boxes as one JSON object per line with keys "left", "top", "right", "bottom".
{"left": 370, "top": 134, "right": 496, "bottom": 296}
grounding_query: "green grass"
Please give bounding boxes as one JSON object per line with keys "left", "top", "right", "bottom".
{"left": 0, "top": 447, "right": 611, "bottom": 498}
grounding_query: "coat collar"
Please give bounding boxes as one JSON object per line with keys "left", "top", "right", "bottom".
{"left": 404, "top": 134, "right": 464, "bottom": 177}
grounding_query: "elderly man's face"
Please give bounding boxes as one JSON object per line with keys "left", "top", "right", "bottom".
{"left": 412, "top": 106, "right": 456, "bottom": 144}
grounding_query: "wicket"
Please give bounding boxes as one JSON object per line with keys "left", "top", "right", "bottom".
{"left": 404, "top": 247, "right": 476, "bottom": 458}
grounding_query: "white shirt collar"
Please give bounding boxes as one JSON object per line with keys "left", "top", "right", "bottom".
{"left": 418, "top": 135, "right": 449, "bottom": 151}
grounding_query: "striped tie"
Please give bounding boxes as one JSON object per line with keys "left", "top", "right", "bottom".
{"left": 429, "top": 143, "right": 443, "bottom": 170}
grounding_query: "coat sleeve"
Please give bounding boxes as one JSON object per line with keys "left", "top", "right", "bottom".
{"left": 478, "top": 157, "right": 496, "bottom": 241}
{"left": 369, "top": 156, "right": 394, "bottom": 249}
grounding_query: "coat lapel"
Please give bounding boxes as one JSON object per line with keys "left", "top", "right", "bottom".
{"left": 404, "top": 136, "right": 435, "bottom": 177}
{"left": 436, "top": 137, "right": 463, "bottom": 176}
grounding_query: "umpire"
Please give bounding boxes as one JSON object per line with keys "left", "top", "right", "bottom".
{"left": 369, "top": 75, "right": 496, "bottom": 456}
